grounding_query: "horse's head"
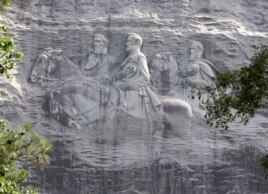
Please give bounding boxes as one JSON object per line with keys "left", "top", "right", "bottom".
{"left": 30, "top": 48, "right": 70, "bottom": 84}
{"left": 30, "top": 49, "right": 53, "bottom": 83}
{"left": 150, "top": 52, "right": 178, "bottom": 84}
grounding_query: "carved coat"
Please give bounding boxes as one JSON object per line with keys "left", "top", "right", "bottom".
{"left": 116, "top": 51, "right": 161, "bottom": 118}
{"left": 180, "top": 59, "right": 218, "bottom": 110}
{"left": 185, "top": 59, "right": 216, "bottom": 88}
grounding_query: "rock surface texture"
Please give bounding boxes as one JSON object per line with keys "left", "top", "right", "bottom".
{"left": 1, "top": 0, "right": 268, "bottom": 193}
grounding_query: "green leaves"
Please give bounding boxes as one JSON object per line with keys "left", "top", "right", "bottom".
{"left": 199, "top": 46, "right": 268, "bottom": 129}
{"left": 198, "top": 46, "right": 268, "bottom": 177}
{"left": 0, "top": 25, "right": 23, "bottom": 78}
{"left": 0, "top": 121, "right": 52, "bottom": 193}
{"left": 0, "top": 0, "right": 11, "bottom": 8}
{"left": 0, "top": 4, "right": 49, "bottom": 192}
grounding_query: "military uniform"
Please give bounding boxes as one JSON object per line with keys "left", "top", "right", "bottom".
{"left": 116, "top": 50, "right": 161, "bottom": 119}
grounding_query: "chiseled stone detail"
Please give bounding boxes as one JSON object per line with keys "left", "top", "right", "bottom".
{"left": 150, "top": 52, "right": 179, "bottom": 96}
{"left": 178, "top": 40, "right": 220, "bottom": 112}
{"left": 1, "top": 0, "right": 268, "bottom": 193}
{"left": 31, "top": 33, "right": 192, "bottom": 139}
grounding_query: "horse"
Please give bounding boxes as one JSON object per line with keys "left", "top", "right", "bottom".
{"left": 31, "top": 48, "right": 112, "bottom": 129}
{"left": 31, "top": 48, "right": 192, "bottom": 140}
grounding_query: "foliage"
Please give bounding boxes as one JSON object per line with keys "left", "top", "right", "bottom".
{"left": 261, "top": 155, "right": 268, "bottom": 179}
{"left": 0, "top": 0, "right": 11, "bottom": 8}
{"left": 198, "top": 46, "right": 268, "bottom": 177}
{"left": 0, "top": 25, "right": 23, "bottom": 78}
{"left": 0, "top": 121, "right": 52, "bottom": 194}
{"left": 0, "top": 5, "right": 51, "bottom": 191}
{"left": 0, "top": 0, "right": 33, "bottom": 8}
{"left": 198, "top": 46, "right": 268, "bottom": 129}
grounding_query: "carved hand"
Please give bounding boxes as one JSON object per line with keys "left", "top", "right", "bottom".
{"left": 185, "top": 78, "right": 195, "bottom": 87}
{"left": 121, "top": 65, "right": 136, "bottom": 79}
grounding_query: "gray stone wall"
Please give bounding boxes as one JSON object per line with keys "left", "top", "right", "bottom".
{"left": 0, "top": 0, "right": 268, "bottom": 193}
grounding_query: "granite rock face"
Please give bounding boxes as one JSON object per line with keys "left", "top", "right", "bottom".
{"left": 1, "top": 0, "right": 268, "bottom": 193}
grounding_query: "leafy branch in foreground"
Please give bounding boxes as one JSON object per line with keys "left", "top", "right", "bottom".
{"left": 0, "top": 121, "right": 52, "bottom": 194}
{"left": 0, "top": 20, "right": 51, "bottom": 193}
{"left": 198, "top": 46, "right": 268, "bottom": 129}
{"left": 197, "top": 46, "right": 268, "bottom": 178}
{"left": 0, "top": 25, "right": 23, "bottom": 78}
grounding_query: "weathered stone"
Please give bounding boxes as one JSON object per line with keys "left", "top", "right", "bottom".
{"left": 0, "top": 0, "right": 268, "bottom": 193}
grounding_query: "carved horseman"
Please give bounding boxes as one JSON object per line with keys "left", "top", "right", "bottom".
{"left": 113, "top": 33, "right": 192, "bottom": 140}
{"left": 78, "top": 34, "right": 115, "bottom": 84}
{"left": 179, "top": 40, "right": 220, "bottom": 110}
{"left": 114, "top": 33, "right": 162, "bottom": 119}
{"left": 30, "top": 34, "right": 116, "bottom": 129}
{"left": 29, "top": 33, "right": 192, "bottom": 138}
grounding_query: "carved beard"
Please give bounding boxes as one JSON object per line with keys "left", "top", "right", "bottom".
{"left": 190, "top": 51, "right": 202, "bottom": 62}
{"left": 94, "top": 46, "right": 107, "bottom": 55}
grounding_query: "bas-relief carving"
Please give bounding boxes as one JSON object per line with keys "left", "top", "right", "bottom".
{"left": 27, "top": 34, "right": 227, "bottom": 171}
{"left": 150, "top": 52, "right": 179, "bottom": 96}
{"left": 114, "top": 33, "right": 162, "bottom": 120}
{"left": 78, "top": 34, "right": 115, "bottom": 82}
{"left": 30, "top": 35, "right": 115, "bottom": 129}
{"left": 177, "top": 40, "right": 220, "bottom": 112}
{"left": 30, "top": 33, "right": 194, "bottom": 140}
{"left": 147, "top": 40, "right": 219, "bottom": 118}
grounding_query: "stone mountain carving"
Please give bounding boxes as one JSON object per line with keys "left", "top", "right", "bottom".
{"left": 78, "top": 34, "right": 115, "bottom": 82}
{"left": 114, "top": 33, "right": 162, "bottom": 120}
{"left": 29, "top": 47, "right": 81, "bottom": 88}
{"left": 113, "top": 33, "right": 192, "bottom": 139}
{"left": 178, "top": 40, "right": 220, "bottom": 112}
{"left": 8, "top": 0, "right": 268, "bottom": 193}
{"left": 150, "top": 52, "right": 179, "bottom": 96}
{"left": 34, "top": 35, "right": 116, "bottom": 129}
{"left": 30, "top": 33, "right": 192, "bottom": 139}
